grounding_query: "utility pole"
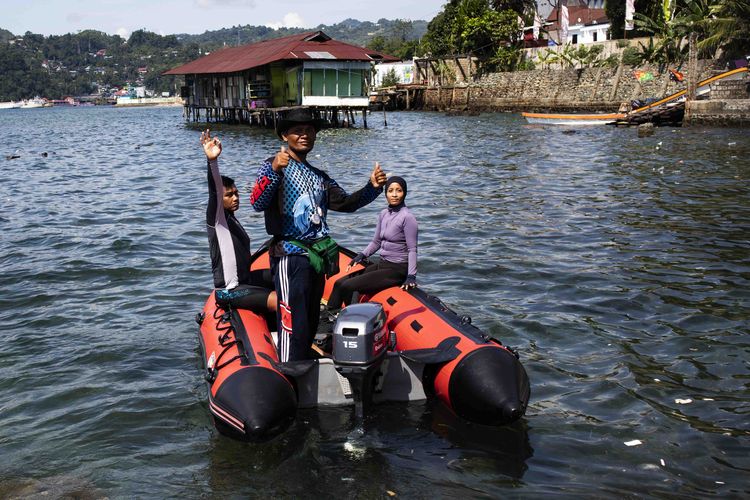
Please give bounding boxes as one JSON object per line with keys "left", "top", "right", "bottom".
{"left": 686, "top": 32, "right": 698, "bottom": 102}
{"left": 685, "top": 31, "right": 698, "bottom": 124}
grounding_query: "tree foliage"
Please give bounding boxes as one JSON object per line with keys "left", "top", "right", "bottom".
{"left": 380, "top": 67, "right": 400, "bottom": 87}
{"left": 491, "top": 0, "right": 537, "bottom": 16}
{"left": 606, "top": 0, "right": 664, "bottom": 39}
{"left": 0, "top": 18, "right": 430, "bottom": 101}
{"left": 421, "top": 0, "right": 530, "bottom": 72}
{"left": 624, "top": 0, "right": 749, "bottom": 67}
{"left": 629, "top": 0, "right": 749, "bottom": 69}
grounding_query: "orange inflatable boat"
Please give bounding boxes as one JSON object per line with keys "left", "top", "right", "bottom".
{"left": 196, "top": 243, "right": 530, "bottom": 441}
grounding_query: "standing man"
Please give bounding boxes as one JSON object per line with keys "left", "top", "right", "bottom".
{"left": 250, "top": 109, "right": 387, "bottom": 362}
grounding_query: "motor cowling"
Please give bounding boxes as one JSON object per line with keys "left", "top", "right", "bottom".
{"left": 331, "top": 303, "right": 388, "bottom": 417}
{"left": 332, "top": 303, "right": 388, "bottom": 366}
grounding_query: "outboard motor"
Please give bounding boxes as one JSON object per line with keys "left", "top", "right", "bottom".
{"left": 331, "top": 303, "right": 388, "bottom": 417}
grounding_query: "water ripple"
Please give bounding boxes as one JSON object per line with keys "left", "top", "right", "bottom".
{"left": 0, "top": 107, "right": 748, "bottom": 497}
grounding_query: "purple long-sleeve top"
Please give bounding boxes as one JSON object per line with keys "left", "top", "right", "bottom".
{"left": 362, "top": 205, "right": 418, "bottom": 276}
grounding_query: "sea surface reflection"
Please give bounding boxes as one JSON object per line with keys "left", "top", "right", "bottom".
{"left": 0, "top": 106, "right": 748, "bottom": 497}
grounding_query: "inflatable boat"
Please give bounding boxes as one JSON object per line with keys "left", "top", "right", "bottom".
{"left": 196, "top": 244, "right": 531, "bottom": 442}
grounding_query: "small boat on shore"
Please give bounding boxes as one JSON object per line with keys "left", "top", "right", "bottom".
{"left": 196, "top": 243, "right": 530, "bottom": 442}
{"left": 522, "top": 112, "right": 625, "bottom": 125}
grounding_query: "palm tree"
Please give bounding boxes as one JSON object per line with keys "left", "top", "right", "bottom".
{"left": 634, "top": 0, "right": 687, "bottom": 71}
{"left": 694, "top": 0, "right": 750, "bottom": 59}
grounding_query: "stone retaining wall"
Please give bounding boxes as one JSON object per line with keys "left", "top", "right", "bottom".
{"left": 710, "top": 80, "right": 750, "bottom": 100}
{"left": 421, "top": 62, "right": 720, "bottom": 112}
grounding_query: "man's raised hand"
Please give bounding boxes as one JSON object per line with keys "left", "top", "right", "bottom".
{"left": 200, "top": 129, "right": 222, "bottom": 161}
{"left": 272, "top": 145, "right": 290, "bottom": 172}
{"left": 370, "top": 162, "right": 387, "bottom": 188}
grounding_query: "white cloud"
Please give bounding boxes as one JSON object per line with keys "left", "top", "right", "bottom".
{"left": 195, "top": 0, "right": 256, "bottom": 7}
{"left": 265, "top": 12, "right": 306, "bottom": 29}
{"left": 116, "top": 27, "right": 130, "bottom": 39}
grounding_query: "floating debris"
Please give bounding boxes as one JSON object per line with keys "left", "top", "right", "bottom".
{"left": 660, "top": 459, "right": 666, "bottom": 467}
{"left": 6, "top": 154, "right": 20, "bottom": 160}
{"left": 624, "top": 439, "right": 643, "bottom": 447}
{"left": 387, "top": 490, "right": 397, "bottom": 497}
{"left": 675, "top": 398, "right": 692, "bottom": 404}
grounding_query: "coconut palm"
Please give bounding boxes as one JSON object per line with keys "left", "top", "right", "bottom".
{"left": 692, "top": 0, "right": 750, "bottom": 59}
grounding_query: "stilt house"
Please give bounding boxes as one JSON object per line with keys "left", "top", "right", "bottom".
{"left": 164, "top": 30, "right": 398, "bottom": 125}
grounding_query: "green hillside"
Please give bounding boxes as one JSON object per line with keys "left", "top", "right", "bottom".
{"left": 0, "top": 19, "right": 426, "bottom": 101}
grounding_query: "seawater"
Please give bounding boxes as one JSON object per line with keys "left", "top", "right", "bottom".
{"left": 0, "top": 106, "right": 748, "bottom": 498}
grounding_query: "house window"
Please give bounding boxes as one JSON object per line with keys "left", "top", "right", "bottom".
{"left": 324, "top": 69, "right": 337, "bottom": 96}
{"left": 593, "top": 32, "right": 598, "bottom": 42}
{"left": 572, "top": 34, "right": 578, "bottom": 44}
{"left": 307, "top": 69, "right": 325, "bottom": 96}
{"left": 302, "top": 67, "right": 367, "bottom": 97}
{"left": 349, "top": 70, "right": 363, "bottom": 97}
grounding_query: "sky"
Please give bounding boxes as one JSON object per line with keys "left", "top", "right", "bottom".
{"left": 3, "top": 0, "right": 446, "bottom": 38}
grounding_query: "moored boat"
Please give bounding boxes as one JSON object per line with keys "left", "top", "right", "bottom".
{"left": 196, "top": 244, "right": 531, "bottom": 442}
{"left": 0, "top": 101, "right": 23, "bottom": 109}
{"left": 20, "top": 97, "right": 47, "bottom": 109}
{"left": 522, "top": 112, "right": 625, "bottom": 125}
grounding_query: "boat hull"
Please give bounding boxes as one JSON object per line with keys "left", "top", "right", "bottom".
{"left": 522, "top": 112, "right": 624, "bottom": 125}
{"left": 197, "top": 296, "right": 297, "bottom": 442}
{"left": 369, "top": 285, "right": 530, "bottom": 426}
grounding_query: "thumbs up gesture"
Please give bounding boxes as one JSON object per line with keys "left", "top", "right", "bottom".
{"left": 370, "top": 162, "right": 387, "bottom": 188}
{"left": 272, "top": 145, "right": 290, "bottom": 172}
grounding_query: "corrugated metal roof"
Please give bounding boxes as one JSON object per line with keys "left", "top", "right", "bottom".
{"left": 546, "top": 7, "right": 608, "bottom": 27}
{"left": 164, "top": 31, "right": 398, "bottom": 75}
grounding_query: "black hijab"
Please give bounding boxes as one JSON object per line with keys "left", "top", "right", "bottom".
{"left": 385, "top": 176, "right": 407, "bottom": 209}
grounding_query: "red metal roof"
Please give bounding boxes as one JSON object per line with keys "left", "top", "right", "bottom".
{"left": 164, "top": 31, "right": 398, "bottom": 75}
{"left": 546, "top": 6, "right": 608, "bottom": 28}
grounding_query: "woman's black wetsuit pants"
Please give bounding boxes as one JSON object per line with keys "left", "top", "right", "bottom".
{"left": 327, "top": 260, "right": 407, "bottom": 310}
